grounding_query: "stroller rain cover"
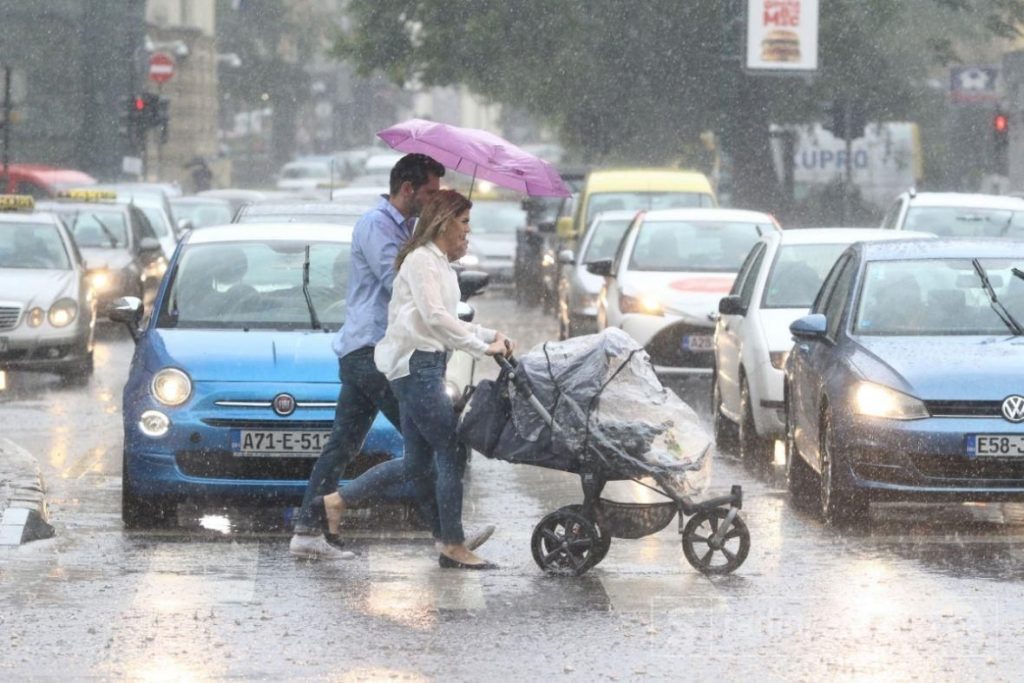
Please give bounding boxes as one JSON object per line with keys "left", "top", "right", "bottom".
{"left": 459, "top": 328, "right": 712, "bottom": 498}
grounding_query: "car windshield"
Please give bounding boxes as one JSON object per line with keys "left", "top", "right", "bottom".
{"left": 171, "top": 201, "right": 233, "bottom": 229}
{"left": 585, "top": 191, "right": 713, "bottom": 225}
{"left": 56, "top": 208, "right": 129, "bottom": 248}
{"left": 582, "top": 218, "right": 632, "bottom": 262}
{"left": 903, "top": 207, "right": 1024, "bottom": 238}
{"left": 471, "top": 201, "right": 527, "bottom": 234}
{"left": 0, "top": 222, "right": 70, "bottom": 269}
{"left": 762, "top": 243, "right": 849, "bottom": 308}
{"left": 855, "top": 258, "right": 1024, "bottom": 335}
{"left": 138, "top": 206, "right": 171, "bottom": 237}
{"left": 628, "top": 220, "right": 765, "bottom": 272}
{"left": 159, "top": 240, "right": 350, "bottom": 330}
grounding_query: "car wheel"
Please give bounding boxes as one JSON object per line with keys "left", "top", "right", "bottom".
{"left": 784, "top": 390, "right": 818, "bottom": 507}
{"left": 819, "top": 409, "right": 869, "bottom": 527}
{"left": 739, "top": 375, "right": 775, "bottom": 467}
{"left": 712, "top": 371, "right": 739, "bottom": 454}
{"left": 121, "top": 452, "right": 172, "bottom": 529}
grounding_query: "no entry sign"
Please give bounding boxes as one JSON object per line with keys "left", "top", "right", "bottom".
{"left": 148, "top": 52, "right": 176, "bottom": 84}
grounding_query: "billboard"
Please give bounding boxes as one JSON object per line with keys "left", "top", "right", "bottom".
{"left": 746, "top": 0, "right": 819, "bottom": 72}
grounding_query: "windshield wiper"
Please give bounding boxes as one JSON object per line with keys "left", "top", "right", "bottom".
{"left": 302, "top": 245, "right": 321, "bottom": 330}
{"left": 1013, "top": 266, "right": 1024, "bottom": 282}
{"left": 92, "top": 215, "right": 119, "bottom": 248}
{"left": 972, "top": 258, "right": 1024, "bottom": 336}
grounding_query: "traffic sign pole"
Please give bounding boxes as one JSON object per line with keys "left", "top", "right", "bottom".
{"left": 2, "top": 65, "right": 11, "bottom": 186}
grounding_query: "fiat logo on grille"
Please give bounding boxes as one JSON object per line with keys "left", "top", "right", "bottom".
{"left": 273, "top": 393, "right": 296, "bottom": 416}
{"left": 1003, "top": 395, "right": 1024, "bottom": 423}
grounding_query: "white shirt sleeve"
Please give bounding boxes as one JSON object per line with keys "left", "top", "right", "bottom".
{"left": 406, "top": 252, "right": 491, "bottom": 357}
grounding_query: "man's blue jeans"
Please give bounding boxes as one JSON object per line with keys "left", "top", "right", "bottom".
{"left": 390, "top": 350, "right": 466, "bottom": 545}
{"left": 293, "top": 347, "right": 401, "bottom": 534}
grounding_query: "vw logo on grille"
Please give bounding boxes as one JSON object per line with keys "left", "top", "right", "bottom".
{"left": 1002, "top": 395, "right": 1024, "bottom": 423}
{"left": 273, "top": 393, "right": 296, "bottom": 416}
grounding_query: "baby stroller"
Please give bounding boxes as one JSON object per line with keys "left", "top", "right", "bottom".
{"left": 458, "top": 329, "right": 750, "bottom": 576}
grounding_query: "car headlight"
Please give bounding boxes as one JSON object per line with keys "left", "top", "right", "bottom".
{"left": 88, "top": 270, "right": 113, "bottom": 292}
{"left": 852, "top": 381, "right": 929, "bottom": 420}
{"left": 619, "top": 293, "right": 664, "bottom": 316}
{"left": 151, "top": 368, "right": 192, "bottom": 407}
{"left": 27, "top": 307, "right": 45, "bottom": 328}
{"left": 769, "top": 350, "right": 790, "bottom": 370}
{"left": 541, "top": 252, "right": 555, "bottom": 268}
{"left": 48, "top": 299, "right": 78, "bottom": 327}
{"left": 138, "top": 410, "right": 170, "bottom": 437}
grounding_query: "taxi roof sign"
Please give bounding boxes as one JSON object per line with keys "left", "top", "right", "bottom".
{"left": 0, "top": 195, "right": 35, "bottom": 212}
{"left": 55, "top": 189, "right": 117, "bottom": 202}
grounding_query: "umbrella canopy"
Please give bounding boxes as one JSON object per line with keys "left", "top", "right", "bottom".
{"left": 377, "top": 118, "right": 570, "bottom": 198}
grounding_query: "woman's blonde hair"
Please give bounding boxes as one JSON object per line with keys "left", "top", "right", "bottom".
{"left": 395, "top": 189, "right": 472, "bottom": 271}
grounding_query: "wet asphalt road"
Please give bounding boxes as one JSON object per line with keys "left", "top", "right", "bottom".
{"left": 3, "top": 291, "right": 1024, "bottom": 681}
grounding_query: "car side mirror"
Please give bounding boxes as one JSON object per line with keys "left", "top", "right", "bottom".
{"left": 138, "top": 237, "right": 162, "bottom": 253}
{"left": 718, "top": 295, "right": 746, "bottom": 316}
{"left": 458, "top": 270, "right": 489, "bottom": 302}
{"left": 585, "top": 258, "right": 613, "bottom": 277}
{"left": 108, "top": 296, "right": 144, "bottom": 342}
{"left": 557, "top": 249, "right": 575, "bottom": 266}
{"left": 457, "top": 301, "right": 475, "bottom": 323}
{"left": 177, "top": 218, "right": 194, "bottom": 235}
{"left": 790, "top": 313, "right": 828, "bottom": 341}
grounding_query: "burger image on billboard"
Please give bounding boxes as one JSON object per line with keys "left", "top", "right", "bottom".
{"left": 761, "top": 29, "right": 801, "bottom": 62}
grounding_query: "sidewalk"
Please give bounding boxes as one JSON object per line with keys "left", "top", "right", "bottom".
{"left": 0, "top": 437, "right": 54, "bottom": 545}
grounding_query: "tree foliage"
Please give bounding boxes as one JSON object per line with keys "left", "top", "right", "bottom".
{"left": 335, "top": 0, "right": 1024, "bottom": 208}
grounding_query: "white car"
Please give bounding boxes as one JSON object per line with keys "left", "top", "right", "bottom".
{"left": 590, "top": 208, "right": 778, "bottom": 377}
{"left": 712, "top": 228, "right": 934, "bottom": 464}
{"left": 276, "top": 160, "right": 336, "bottom": 192}
{"left": 880, "top": 190, "right": 1024, "bottom": 238}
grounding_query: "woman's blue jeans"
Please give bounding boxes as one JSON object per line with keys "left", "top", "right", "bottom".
{"left": 390, "top": 350, "right": 466, "bottom": 545}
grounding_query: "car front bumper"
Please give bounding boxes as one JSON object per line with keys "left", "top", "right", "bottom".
{"left": 0, "top": 325, "right": 91, "bottom": 371}
{"left": 833, "top": 412, "right": 1024, "bottom": 501}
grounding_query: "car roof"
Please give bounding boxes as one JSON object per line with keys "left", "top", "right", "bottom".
{"left": 903, "top": 192, "right": 1024, "bottom": 210}
{"left": 857, "top": 237, "right": 1024, "bottom": 260}
{"left": 778, "top": 227, "right": 934, "bottom": 245}
{"left": 37, "top": 200, "right": 129, "bottom": 212}
{"left": 641, "top": 207, "right": 778, "bottom": 224}
{"left": 239, "top": 201, "right": 365, "bottom": 215}
{"left": 184, "top": 222, "right": 353, "bottom": 245}
{"left": 585, "top": 168, "right": 713, "bottom": 194}
{"left": 170, "top": 196, "right": 231, "bottom": 206}
{"left": 0, "top": 210, "right": 62, "bottom": 225}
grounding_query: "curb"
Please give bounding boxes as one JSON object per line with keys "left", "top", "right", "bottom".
{"left": 0, "top": 437, "right": 55, "bottom": 546}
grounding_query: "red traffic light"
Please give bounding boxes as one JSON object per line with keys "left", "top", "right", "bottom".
{"left": 134, "top": 97, "right": 146, "bottom": 111}
{"left": 994, "top": 113, "right": 1009, "bottom": 134}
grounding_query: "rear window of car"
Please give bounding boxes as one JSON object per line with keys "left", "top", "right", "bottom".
{"left": 762, "top": 243, "right": 849, "bottom": 309}
{"left": 158, "top": 240, "right": 351, "bottom": 330}
{"left": 0, "top": 222, "right": 71, "bottom": 269}
{"left": 628, "top": 220, "right": 764, "bottom": 272}
{"left": 903, "top": 207, "right": 1024, "bottom": 238}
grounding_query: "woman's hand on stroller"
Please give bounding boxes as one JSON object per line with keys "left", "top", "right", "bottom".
{"left": 485, "top": 333, "right": 515, "bottom": 358}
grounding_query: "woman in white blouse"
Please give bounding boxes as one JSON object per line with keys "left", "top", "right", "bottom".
{"left": 349, "top": 189, "right": 511, "bottom": 569}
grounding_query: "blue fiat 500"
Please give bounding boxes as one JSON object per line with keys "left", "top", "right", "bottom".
{"left": 114, "top": 223, "right": 403, "bottom": 527}
{"left": 785, "top": 239, "right": 1024, "bottom": 525}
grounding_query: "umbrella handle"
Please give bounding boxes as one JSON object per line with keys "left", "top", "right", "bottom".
{"left": 467, "top": 164, "right": 476, "bottom": 200}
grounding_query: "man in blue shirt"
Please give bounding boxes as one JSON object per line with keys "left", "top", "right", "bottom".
{"left": 290, "top": 153, "right": 444, "bottom": 559}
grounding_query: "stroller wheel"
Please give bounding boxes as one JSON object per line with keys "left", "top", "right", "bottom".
{"left": 681, "top": 507, "right": 750, "bottom": 575}
{"left": 531, "top": 508, "right": 602, "bottom": 576}
{"left": 559, "top": 504, "right": 612, "bottom": 567}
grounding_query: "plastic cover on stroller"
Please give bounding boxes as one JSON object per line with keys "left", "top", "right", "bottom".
{"left": 458, "top": 328, "right": 712, "bottom": 497}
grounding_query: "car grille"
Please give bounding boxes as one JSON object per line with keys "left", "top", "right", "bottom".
{"left": 175, "top": 449, "right": 394, "bottom": 481}
{"left": 645, "top": 321, "right": 715, "bottom": 369}
{"left": 0, "top": 305, "right": 22, "bottom": 331}
{"left": 201, "top": 418, "right": 334, "bottom": 430}
{"left": 925, "top": 400, "right": 1005, "bottom": 418}
{"left": 909, "top": 454, "right": 1024, "bottom": 483}
{"left": 0, "top": 344, "right": 74, "bottom": 363}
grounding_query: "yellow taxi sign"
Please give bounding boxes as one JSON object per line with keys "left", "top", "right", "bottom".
{"left": 55, "top": 189, "right": 117, "bottom": 202}
{"left": 0, "top": 194, "right": 35, "bottom": 211}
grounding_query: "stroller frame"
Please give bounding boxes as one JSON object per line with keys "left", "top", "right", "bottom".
{"left": 494, "top": 354, "right": 751, "bottom": 576}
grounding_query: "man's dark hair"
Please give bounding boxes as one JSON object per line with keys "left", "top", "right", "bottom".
{"left": 389, "top": 153, "right": 445, "bottom": 196}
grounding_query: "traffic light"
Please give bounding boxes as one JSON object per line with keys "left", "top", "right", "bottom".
{"left": 120, "top": 93, "right": 170, "bottom": 148}
{"left": 993, "top": 110, "right": 1010, "bottom": 174}
{"left": 156, "top": 97, "right": 170, "bottom": 145}
{"left": 823, "top": 99, "right": 867, "bottom": 142}
{"left": 119, "top": 95, "right": 144, "bottom": 151}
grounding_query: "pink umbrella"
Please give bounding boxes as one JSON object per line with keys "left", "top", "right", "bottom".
{"left": 377, "top": 118, "right": 570, "bottom": 198}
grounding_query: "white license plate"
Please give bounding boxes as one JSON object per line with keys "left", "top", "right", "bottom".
{"left": 681, "top": 335, "right": 714, "bottom": 352}
{"left": 231, "top": 430, "right": 331, "bottom": 457}
{"left": 966, "top": 434, "right": 1024, "bottom": 457}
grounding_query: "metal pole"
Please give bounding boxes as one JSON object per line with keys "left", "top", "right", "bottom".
{"left": 2, "top": 66, "right": 12, "bottom": 187}
{"left": 843, "top": 103, "right": 853, "bottom": 226}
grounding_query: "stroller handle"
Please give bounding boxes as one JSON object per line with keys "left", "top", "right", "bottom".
{"left": 493, "top": 350, "right": 555, "bottom": 429}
